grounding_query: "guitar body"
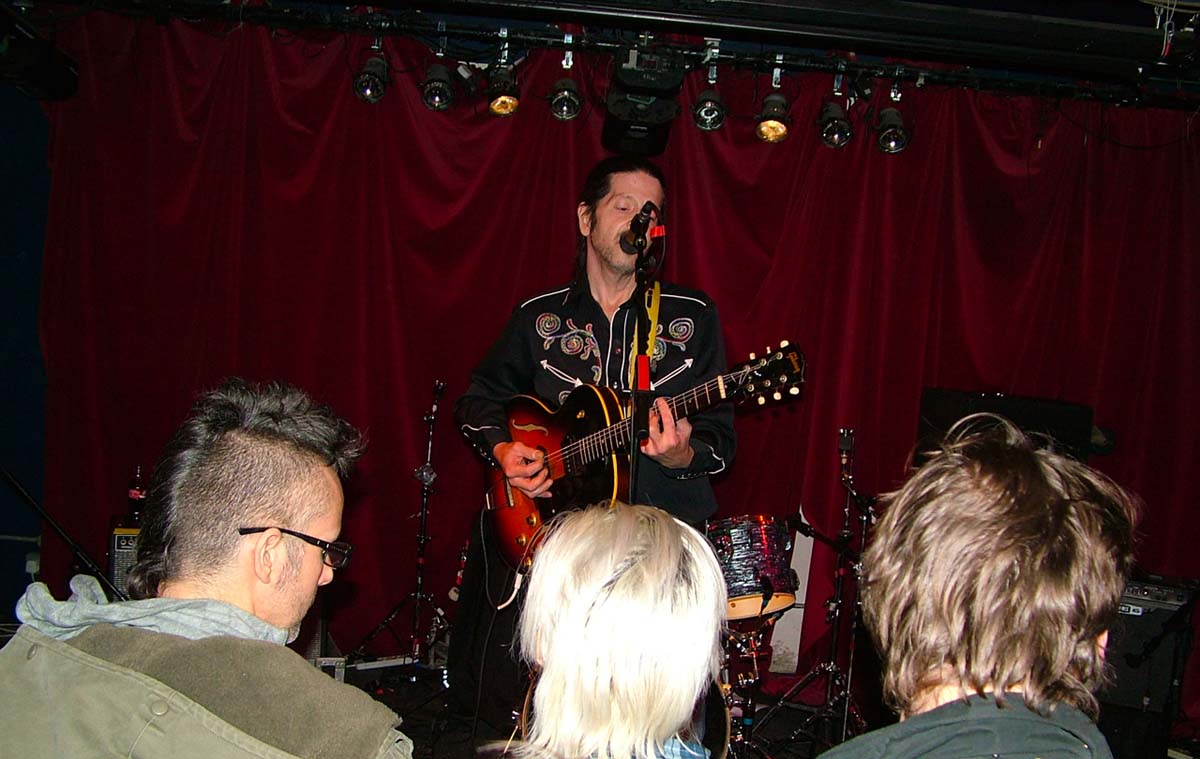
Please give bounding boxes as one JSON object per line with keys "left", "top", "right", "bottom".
{"left": 485, "top": 385, "right": 628, "bottom": 569}
{"left": 481, "top": 340, "right": 806, "bottom": 571}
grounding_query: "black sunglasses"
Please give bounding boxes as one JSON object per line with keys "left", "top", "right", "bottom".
{"left": 238, "top": 527, "right": 353, "bottom": 569}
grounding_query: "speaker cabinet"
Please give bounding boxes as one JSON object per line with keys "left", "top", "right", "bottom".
{"left": 1097, "top": 578, "right": 1195, "bottom": 759}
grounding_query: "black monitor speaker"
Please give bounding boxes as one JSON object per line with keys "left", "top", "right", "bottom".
{"left": 916, "top": 387, "right": 1094, "bottom": 463}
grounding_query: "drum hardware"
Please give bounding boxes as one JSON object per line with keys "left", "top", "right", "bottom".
{"left": 754, "top": 428, "right": 874, "bottom": 754}
{"left": 706, "top": 514, "right": 797, "bottom": 759}
{"left": 349, "top": 380, "right": 450, "bottom": 666}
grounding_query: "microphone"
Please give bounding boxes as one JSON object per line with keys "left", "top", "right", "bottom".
{"left": 619, "top": 201, "right": 658, "bottom": 256}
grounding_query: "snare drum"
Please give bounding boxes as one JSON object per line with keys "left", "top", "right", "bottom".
{"left": 706, "top": 515, "right": 799, "bottom": 620}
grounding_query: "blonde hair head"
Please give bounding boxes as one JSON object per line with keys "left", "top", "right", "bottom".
{"left": 515, "top": 502, "right": 727, "bottom": 759}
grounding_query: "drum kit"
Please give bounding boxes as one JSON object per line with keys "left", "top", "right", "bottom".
{"left": 702, "top": 429, "right": 875, "bottom": 759}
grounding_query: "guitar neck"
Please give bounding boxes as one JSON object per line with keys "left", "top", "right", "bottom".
{"left": 585, "top": 373, "right": 730, "bottom": 463}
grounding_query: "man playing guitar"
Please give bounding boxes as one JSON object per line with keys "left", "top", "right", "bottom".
{"left": 442, "top": 155, "right": 736, "bottom": 753}
{"left": 455, "top": 155, "right": 736, "bottom": 524}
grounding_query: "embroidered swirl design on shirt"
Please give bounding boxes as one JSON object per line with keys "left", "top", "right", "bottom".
{"left": 536, "top": 313, "right": 603, "bottom": 389}
{"left": 651, "top": 317, "right": 695, "bottom": 367}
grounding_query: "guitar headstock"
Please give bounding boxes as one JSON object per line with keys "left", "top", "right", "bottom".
{"left": 729, "top": 341, "right": 806, "bottom": 406}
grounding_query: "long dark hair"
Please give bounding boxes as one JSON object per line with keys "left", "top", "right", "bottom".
{"left": 574, "top": 155, "right": 668, "bottom": 276}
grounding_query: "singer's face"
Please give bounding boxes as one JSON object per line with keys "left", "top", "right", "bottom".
{"left": 578, "top": 170, "right": 664, "bottom": 277}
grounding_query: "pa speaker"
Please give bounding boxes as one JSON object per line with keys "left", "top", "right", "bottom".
{"left": 916, "top": 388, "right": 1093, "bottom": 463}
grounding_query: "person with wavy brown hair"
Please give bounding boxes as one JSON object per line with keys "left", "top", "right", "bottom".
{"left": 821, "top": 413, "right": 1138, "bottom": 759}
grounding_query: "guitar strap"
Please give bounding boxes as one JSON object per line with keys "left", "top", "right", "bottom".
{"left": 628, "top": 281, "right": 661, "bottom": 388}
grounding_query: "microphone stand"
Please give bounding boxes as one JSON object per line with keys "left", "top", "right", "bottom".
{"left": 754, "top": 429, "right": 870, "bottom": 752}
{"left": 349, "top": 380, "right": 448, "bottom": 664}
{"left": 2, "top": 466, "right": 127, "bottom": 602}
{"left": 626, "top": 201, "right": 658, "bottom": 503}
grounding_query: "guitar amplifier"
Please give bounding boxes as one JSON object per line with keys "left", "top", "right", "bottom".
{"left": 1100, "top": 578, "right": 1194, "bottom": 713}
{"left": 108, "top": 526, "right": 140, "bottom": 598}
{"left": 1096, "top": 578, "right": 1194, "bottom": 759}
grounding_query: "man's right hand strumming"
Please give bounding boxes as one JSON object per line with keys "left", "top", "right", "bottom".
{"left": 493, "top": 441, "right": 553, "bottom": 498}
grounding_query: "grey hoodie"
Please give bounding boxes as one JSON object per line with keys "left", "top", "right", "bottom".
{"left": 16, "top": 573, "right": 290, "bottom": 644}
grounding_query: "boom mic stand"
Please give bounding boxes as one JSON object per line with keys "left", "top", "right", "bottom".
{"left": 754, "top": 429, "right": 870, "bottom": 754}
{"left": 349, "top": 380, "right": 448, "bottom": 664}
{"left": 2, "top": 466, "right": 126, "bottom": 601}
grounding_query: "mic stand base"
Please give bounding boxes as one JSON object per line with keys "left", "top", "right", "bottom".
{"left": 754, "top": 662, "right": 866, "bottom": 755}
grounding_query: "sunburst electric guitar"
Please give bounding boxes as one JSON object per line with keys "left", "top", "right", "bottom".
{"left": 485, "top": 342, "right": 806, "bottom": 570}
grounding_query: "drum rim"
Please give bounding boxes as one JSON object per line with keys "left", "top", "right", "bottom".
{"left": 705, "top": 514, "right": 784, "bottom": 531}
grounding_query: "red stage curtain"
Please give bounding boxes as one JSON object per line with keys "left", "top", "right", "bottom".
{"left": 36, "top": 13, "right": 1200, "bottom": 721}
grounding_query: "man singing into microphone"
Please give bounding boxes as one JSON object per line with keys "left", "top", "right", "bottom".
{"left": 441, "top": 155, "right": 736, "bottom": 751}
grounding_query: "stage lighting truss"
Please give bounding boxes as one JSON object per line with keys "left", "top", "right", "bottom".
{"left": 692, "top": 89, "right": 727, "bottom": 131}
{"left": 353, "top": 39, "right": 389, "bottom": 104}
{"left": 818, "top": 101, "right": 852, "bottom": 148}
{"left": 548, "top": 78, "right": 582, "bottom": 121}
{"left": 420, "top": 64, "right": 454, "bottom": 111}
{"left": 756, "top": 92, "right": 790, "bottom": 143}
{"left": 875, "top": 107, "right": 910, "bottom": 154}
{"left": 486, "top": 65, "right": 520, "bottom": 116}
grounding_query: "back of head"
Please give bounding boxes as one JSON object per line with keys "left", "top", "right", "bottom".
{"left": 516, "top": 502, "right": 726, "bottom": 759}
{"left": 126, "top": 378, "right": 364, "bottom": 599}
{"left": 862, "top": 414, "right": 1138, "bottom": 718}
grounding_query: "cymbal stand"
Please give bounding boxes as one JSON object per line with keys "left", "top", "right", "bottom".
{"left": 349, "top": 380, "right": 448, "bottom": 664}
{"left": 754, "top": 429, "right": 869, "bottom": 753}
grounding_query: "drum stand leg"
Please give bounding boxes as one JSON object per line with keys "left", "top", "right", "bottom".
{"left": 722, "top": 621, "right": 786, "bottom": 759}
{"left": 754, "top": 661, "right": 866, "bottom": 755}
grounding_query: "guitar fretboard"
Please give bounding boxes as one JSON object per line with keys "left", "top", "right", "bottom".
{"left": 559, "top": 369, "right": 741, "bottom": 472}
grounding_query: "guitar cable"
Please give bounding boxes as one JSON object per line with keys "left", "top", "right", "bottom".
{"left": 470, "top": 507, "right": 523, "bottom": 749}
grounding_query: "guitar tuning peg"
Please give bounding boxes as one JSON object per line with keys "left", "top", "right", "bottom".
{"left": 765, "top": 346, "right": 773, "bottom": 354}
{"left": 757, "top": 396, "right": 767, "bottom": 406}
{"left": 773, "top": 391, "right": 782, "bottom": 401}
{"left": 780, "top": 339, "right": 789, "bottom": 348}
{"left": 789, "top": 386, "right": 801, "bottom": 396}
{"left": 748, "top": 352, "right": 757, "bottom": 360}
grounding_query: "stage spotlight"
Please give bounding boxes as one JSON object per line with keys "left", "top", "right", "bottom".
{"left": 818, "top": 102, "right": 852, "bottom": 148}
{"left": 875, "top": 107, "right": 910, "bottom": 154}
{"left": 486, "top": 66, "right": 520, "bottom": 117}
{"left": 692, "top": 90, "right": 726, "bottom": 131}
{"left": 420, "top": 64, "right": 454, "bottom": 111}
{"left": 756, "top": 93, "right": 790, "bottom": 143}
{"left": 353, "top": 41, "right": 388, "bottom": 104}
{"left": 548, "top": 78, "right": 582, "bottom": 121}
